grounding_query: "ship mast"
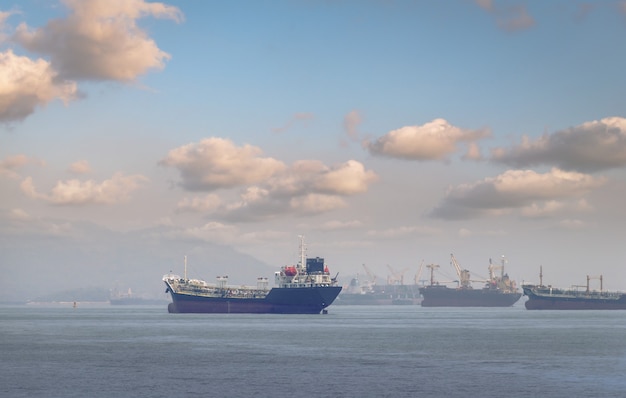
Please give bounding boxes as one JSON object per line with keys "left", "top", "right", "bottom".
{"left": 184, "top": 255, "right": 187, "bottom": 280}
{"left": 298, "top": 235, "right": 306, "bottom": 271}
{"left": 427, "top": 264, "right": 440, "bottom": 286}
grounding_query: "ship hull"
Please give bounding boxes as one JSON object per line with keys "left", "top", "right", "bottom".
{"left": 419, "top": 286, "right": 521, "bottom": 307}
{"left": 523, "top": 286, "right": 626, "bottom": 310}
{"left": 167, "top": 286, "right": 342, "bottom": 314}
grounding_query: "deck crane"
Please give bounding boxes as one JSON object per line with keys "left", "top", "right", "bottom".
{"left": 450, "top": 254, "right": 472, "bottom": 288}
{"left": 586, "top": 274, "right": 603, "bottom": 293}
{"left": 488, "top": 256, "right": 507, "bottom": 280}
{"left": 426, "top": 264, "right": 440, "bottom": 286}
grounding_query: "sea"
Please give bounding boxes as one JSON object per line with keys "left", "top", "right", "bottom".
{"left": 2, "top": 302, "right": 626, "bottom": 398}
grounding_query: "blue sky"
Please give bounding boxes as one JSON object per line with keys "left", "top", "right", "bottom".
{"left": 2, "top": 0, "right": 626, "bottom": 300}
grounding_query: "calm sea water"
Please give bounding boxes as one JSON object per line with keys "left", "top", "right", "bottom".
{"left": 2, "top": 302, "right": 626, "bottom": 398}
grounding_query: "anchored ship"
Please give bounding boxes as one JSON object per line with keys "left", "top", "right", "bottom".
{"left": 163, "top": 236, "right": 342, "bottom": 314}
{"left": 336, "top": 264, "right": 421, "bottom": 305}
{"left": 419, "top": 254, "right": 521, "bottom": 307}
{"left": 522, "top": 267, "right": 626, "bottom": 310}
{"left": 335, "top": 283, "right": 421, "bottom": 305}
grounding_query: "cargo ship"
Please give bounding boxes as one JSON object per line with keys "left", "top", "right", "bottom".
{"left": 336, "top": 275, "right": 421, "bottom": 305}
{"left": 163, "top": 236, "right": 342, "bottom": 314}
{"left": 419, "top": 255, "right": 521, "bottom": 307}
{"left": 522, "top": 267, "right": 626, "bottom": 310}
{"left": 335, "top": 285, "right": 421, "bottom": 305}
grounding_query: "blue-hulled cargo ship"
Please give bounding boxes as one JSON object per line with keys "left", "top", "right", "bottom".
{"left": 163, "top": 236, "right": 341, "bottom": 314}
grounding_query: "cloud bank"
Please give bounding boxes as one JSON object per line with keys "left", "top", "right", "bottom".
{"left": 491, "top": 117, "right": 626, "bottom": 173}
{"left": 430, "top": 168, "right": 605, "bottom": 220}
{"left": 163, "top": 138, "right": 378, "bottom": 221}
{"left": 0, "top": 0, "right": 182, "bottom": 123}
{"left": 12, "top": 0, "right": 183, "bottom": 82}
{"left": 21, "top": 172, "right": 148, "bottom": 206}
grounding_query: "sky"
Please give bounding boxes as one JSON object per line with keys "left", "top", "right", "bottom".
{"left": 2, "top": 0, "right": 626, "bottom": 301}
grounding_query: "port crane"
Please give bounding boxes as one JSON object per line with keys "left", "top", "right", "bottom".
{"left": 361, "top": 264, "right": 378, "bottom": 287}
{"left": 414, "top": 260, "right": 425, "bottom": 285}
{"left": 386, "top": 265, "right": 409, "bottom": 285}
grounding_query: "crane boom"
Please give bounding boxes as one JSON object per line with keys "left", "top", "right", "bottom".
{"left": 362, "top": 264, "right": 377, "bottom": 286}
{"left": 450, "top": 254, "right": 472, "bottom": 288}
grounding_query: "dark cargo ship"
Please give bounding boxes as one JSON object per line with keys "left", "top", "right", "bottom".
{"left": 163, "top": 236, "right": 341, "bottom": 314}
{"left": 419, "top": 255, "right": 521, "bottom": 307}
{"left": 523, "top": 267, "right": 626, "bottom": 310}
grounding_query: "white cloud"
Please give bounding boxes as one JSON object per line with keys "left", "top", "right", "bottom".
{"left": 343, "top": 110, "right": 362, "bottom": 142}
{"left": 13, "top": 0, "right": 183, "bottom": 82}
{"left": 289, "top": 194, "right": 347, "bottom": 214}
{"left": 176, "top": 194, "right": 222, "bottom": 213}
{"left": 0, "top": 9, "right": 16, "bottom": 42}
{"left": 365, "top": 118, "right": 490, "bottom": 161}
{"left": 0, "top": 154, "right": 42, "bottom": 179}
{"left": 520, "top": 199, "right": 592, "bottom": 219}
{"left": 319, "top": 220, "right": 364, "bottom": 231}
{"left": 559, "top": 219, "right": 586, "bottom": 229}
{"left": 430, "top": 168, "right": 605, "bottom": 220}
{"left": 1, "top": 0, "right": 181, "bottom": 123}
{"left": 0, "top": 50, "right": 77, "bottom": 123}
{"left": 457, "top": 228, "right": 507, "bottom": 238}
{"left": 160, "top": 137, "right": 286, "bottom": 191}
{"left": 218, "top": 159, "right": 376, "bottom": 221}
{"left": 366, "top": 226, "right": 440, "bottom": 239}
{"left": 463, "top": 142, "right": 483, "bottom": 161}
{"left": 161, "top": 138, "right": 378, "bottom": 222}
{"left": 491, "top": 117, "right": 626, "bottom": 173}
{"left": 0, "top": 208, "right": 76, "bottom": 237}
{"left": 20, "top": 172, "right": 148, "bottom": 205}
{"left": 67, "top": 160, "right": 92, "bottom": 175}
{"left": 475, "top": 0, "right": 535, "bottom": 32}
{"left": 272, "top": 112, "right": 314, "bottom": 133}
{"left": 161, "top": 221, "right": 238, "bottom": 245}
{"left": 8, "top": 208, "right": 31, "bottom": 221}
{"left": 314, "top": 160, "right": 378, "bottom": 195}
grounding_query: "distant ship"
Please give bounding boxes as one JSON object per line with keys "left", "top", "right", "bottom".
{"left": 419, "top": 255, "right": 521, "bottom": 307}
{"left": 163, "top": 236, "right": 342, "bottom": 314}
{"left": 335, "top": 265, "right": 421, "bottom": 305}
{"left": 335, "top": 284, "right": 422, "bottom": 305}
{"left": 522, "top": 267, "right": 626, "bottom": 310}
{"left": 109, "top": 288, "right": 169, "bottom": 306}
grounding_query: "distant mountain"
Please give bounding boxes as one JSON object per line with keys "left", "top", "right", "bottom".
{"left": 0, "top": 221, "right": 274, "bottom": 302}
